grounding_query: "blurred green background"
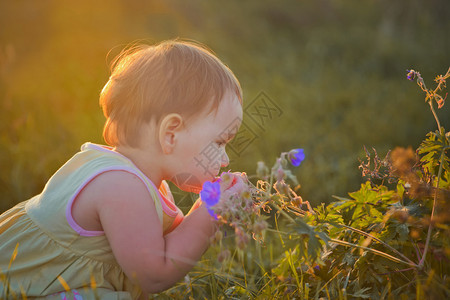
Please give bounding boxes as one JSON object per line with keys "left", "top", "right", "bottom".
{"left": 1, "top": 0, "right": 449, "bottom": 214}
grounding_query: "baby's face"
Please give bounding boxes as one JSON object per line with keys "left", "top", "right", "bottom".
{"left": 170, "top": 92, "right": 243, "bottom": 193}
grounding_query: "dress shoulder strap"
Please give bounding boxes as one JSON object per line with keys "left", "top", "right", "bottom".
{"left": 25, "top": 143, "right": 164, "bottom": 242}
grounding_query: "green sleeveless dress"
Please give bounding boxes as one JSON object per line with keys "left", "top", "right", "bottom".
{"left": 0, "top": 143, "right": 184, "bottom": 299}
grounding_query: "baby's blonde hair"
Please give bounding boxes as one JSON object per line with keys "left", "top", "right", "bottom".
{"left": 100, "top": 39, "right": 243, "bottom": 147}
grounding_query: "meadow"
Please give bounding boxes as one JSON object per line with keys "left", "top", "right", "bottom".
{"left": 1, "top": 0, "right": 449, "bottom": 299}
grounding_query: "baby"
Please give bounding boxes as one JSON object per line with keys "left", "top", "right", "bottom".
{"left": 0, "top": 40, "right": 243, "bottom": 299}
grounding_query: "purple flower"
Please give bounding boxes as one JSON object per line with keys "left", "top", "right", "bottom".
{"left": 406, "top": 69, "right": 415, "bottom": 81}
{"left": 288, "top": 148, "right": 305, "bottom": 167}
{"left": 200, "top": 181, "right": 221, "bottom": 207}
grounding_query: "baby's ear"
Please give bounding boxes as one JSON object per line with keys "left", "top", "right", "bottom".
{"left": 159, "top": 113, "right": 183, "bottom": 154}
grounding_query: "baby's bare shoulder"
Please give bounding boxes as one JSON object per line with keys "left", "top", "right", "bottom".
{"left": 73, "top": 170, "right": 152, "bottom": 231}
{"left": 89, "top": 170, "right": 151, "bottom": 202}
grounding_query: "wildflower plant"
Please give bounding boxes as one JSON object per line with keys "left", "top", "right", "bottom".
{"left": 199, "top": 148, "right": 310, "bottom": 258}
{"left": 201, "top": 171, "right": 264, "bottom": 254}
{"left": 269, "top": 67, "right": 450, "bottom": 299}
{"left": 171, "top": 67, "right": 450, "bottom": 299}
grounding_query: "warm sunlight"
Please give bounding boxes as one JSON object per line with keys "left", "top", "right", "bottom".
{"left": 1, "top": 1, "right": 449, "bottom": 298}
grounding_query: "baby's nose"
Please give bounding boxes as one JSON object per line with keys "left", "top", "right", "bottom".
{"left": 221, "top": 151, "right": 230, "bottom": 168}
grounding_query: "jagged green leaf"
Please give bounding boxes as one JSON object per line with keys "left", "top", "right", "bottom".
{"left": 396, "top": 223, "right": 409, "bottom": 242}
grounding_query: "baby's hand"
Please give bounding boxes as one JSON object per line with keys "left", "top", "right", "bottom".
{"left": 200, "top": 171, "right": 267, "bottom": 251}
{"left": 218, "top": 171, "right": 248, "bottom": 201}
{"left": 199, "top": 171, "right": 251, "bottom": 218}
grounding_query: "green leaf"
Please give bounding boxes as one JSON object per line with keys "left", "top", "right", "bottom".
{"left": 397, "top": 181, "right": 405, "bottom": 199}
{"left": 293, "top": 218, "right": 330, "bottom": 262}
{"left": 307, "top": 234, "right": 322, "bottom": 260}
{"left": 396, "top": 223, "right": 409, "bottom": 242}
{"left": 418, "top": 130, "right": 450, "bottom": 176}
{"left": 379, "top": 226, "right": 397, "bottom": 243}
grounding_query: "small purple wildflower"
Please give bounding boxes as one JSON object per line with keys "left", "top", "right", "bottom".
{"left": 200, "top": 181, "right": 221, "bottom": 219}
{"left": 288, "top": 148, "right": 305, "bottom": 167}
{"left": 406, "top": 69, "right": 415, "bottom": 81}
{"left": 200, "top": 181, "right": 221, "bottom": 207}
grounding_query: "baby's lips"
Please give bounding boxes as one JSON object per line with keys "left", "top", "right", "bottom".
{"left": 190, "top": 187, "right": 202, "bottom": 194}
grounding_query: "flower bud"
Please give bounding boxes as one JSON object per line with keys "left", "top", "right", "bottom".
{"left": 236, "top": 233, "right": 249, "bottom": 250}
{"left": 214, "top": 230, "right": 223, "bottom": 242}
{"left": 235, "top": 227, "right": 250, "bottom": 249}
{"left": 271, "top": 158, "right": 281, "bottom": 173}
{"left": 217, "top": 249, "right": 231, "bottom": 263}
{"left": 240, "top": 190, "right": 251, "bottom": 201}
{"left": 280, "top": 156, "right": 289, "bottom": 168}
{"left": 253, "top": 220, "right": 268, "bottom": 234}
{"left": 275, "top": 180, "right": 290, "bottom": 195}
{"left": 256, "top": 161, "right": 269, "bottom": 179}
{"left": 275, "top": 165, "right": 286, "bottom": 182}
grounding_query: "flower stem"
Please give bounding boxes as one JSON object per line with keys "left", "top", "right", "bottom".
{"left": 418, "top": 147, "right": 446, "bottom": 268}
{"left": 270, "top": 202, "right": 296, "bottom": 224}
{"left": 429, "top": 101, "right": 442, "bottom": 133}
{"left": 332, "top": 223, "right": 417, "bottom": 267}
{"left": 329, "top": 238, "right": 416, "bottom": 267}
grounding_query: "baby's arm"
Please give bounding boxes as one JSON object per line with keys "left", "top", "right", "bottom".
{"left": 88, "top": 170, "right": 215, "bottom": 294}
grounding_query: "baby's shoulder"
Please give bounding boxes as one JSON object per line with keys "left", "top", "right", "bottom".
{"left": 84, "top": 170, "right": 151, "bottom": 202}
{"left": 72, "top": 170, "right": 153, "bottom": 231}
